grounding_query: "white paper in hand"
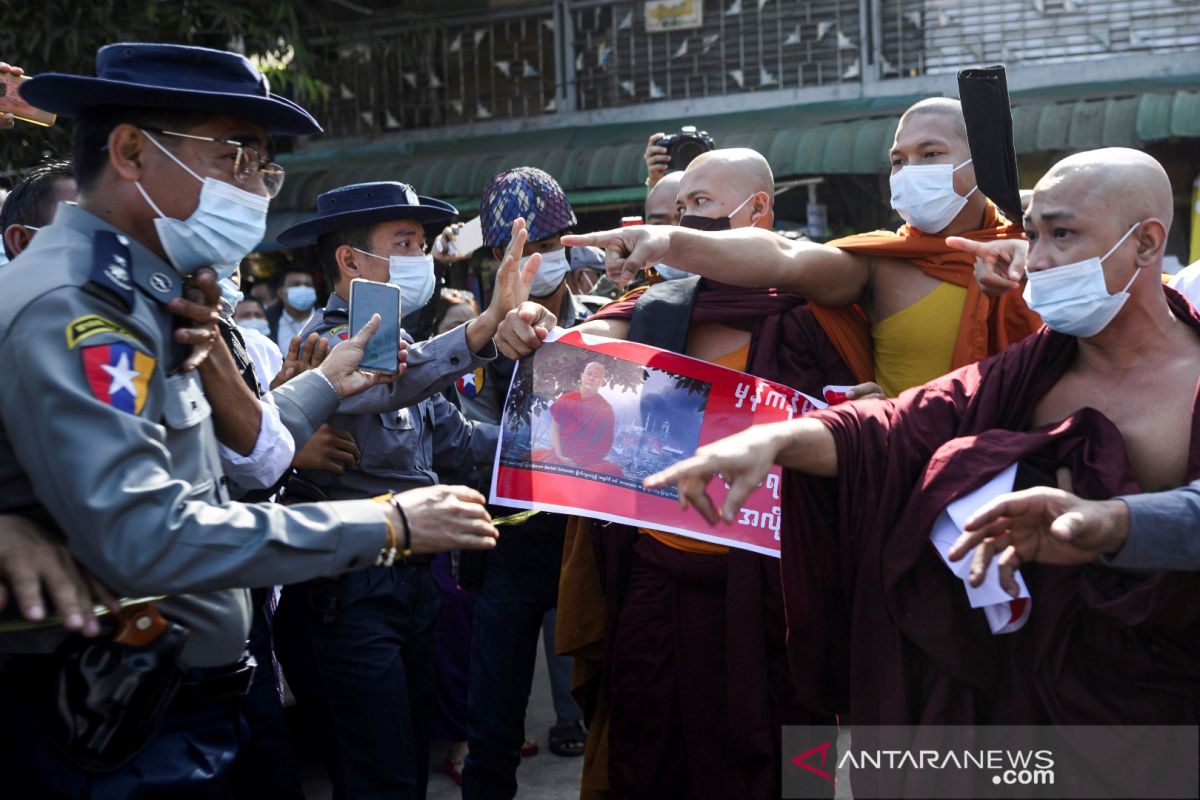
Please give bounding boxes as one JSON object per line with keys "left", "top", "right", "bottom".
{"left": 929, "top": 463, "right": 1032, "bottom": 634}
{"left": 454, "top": 216, "right": 484, "bottom": 257}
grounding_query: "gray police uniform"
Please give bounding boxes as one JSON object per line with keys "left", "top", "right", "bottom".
{"left": 272, "top": 291, "right": 499, "bottom": 799}
{"left": 298, "top": 292, "right": 499, "bottom": 498}
{"left": 0, "top": 203, "right": 394, "bottom": 669}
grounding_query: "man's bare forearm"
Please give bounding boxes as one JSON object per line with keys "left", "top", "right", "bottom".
{"left": 772, "top": 418, "right": 840, "bottom": 478}
{"left": 664, "top": 227, "right": 867, "bottom": 306}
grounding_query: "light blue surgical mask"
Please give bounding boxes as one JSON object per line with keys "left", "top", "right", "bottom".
{"left": 238, "top": 317, "right": 271, "bottom": 337}
{"left": 219, "top": 276, "right": 244, "bottom": 307}
{"left": 526, "top": 248, "right": 570, "bottom": 297}
{"left": 353, "top": 248, "right": 437, "bottom": 312}
{"left": 655, "top": 263, "right": 692, "bottom": 281}
{"left": 134, "top": 130, "right": 269, "bottom": 275}
{"left": 1022, "top": 221, "right": 1142, "bottom": 338}
{"left": 285, "top": 285, "right": 317, "bottom": 311}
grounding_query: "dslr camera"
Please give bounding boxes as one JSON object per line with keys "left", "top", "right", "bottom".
{"left": 656, "top": 125, "right": 716, "bottom": 171}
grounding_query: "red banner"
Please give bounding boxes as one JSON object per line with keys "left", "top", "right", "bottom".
{"left": 490, "top": 329, "right": 826, "bottom": 557}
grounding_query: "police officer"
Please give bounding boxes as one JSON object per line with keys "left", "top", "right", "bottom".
{"left": 271, "top": 181, "right": 538, "bottom": 800}
{"left": 459, "top": 168, "right": 591, "bottom": 800}
{"left": 0, "top": 43, "right": 498, "bottom": 797}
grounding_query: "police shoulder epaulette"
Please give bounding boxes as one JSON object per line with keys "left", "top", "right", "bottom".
{"left": 83, "top": 230, "right": 136, "bottom": 311}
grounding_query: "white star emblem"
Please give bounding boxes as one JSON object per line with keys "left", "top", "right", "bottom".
{"left": 100, "top": 352, "right": 139, "bottom": 398}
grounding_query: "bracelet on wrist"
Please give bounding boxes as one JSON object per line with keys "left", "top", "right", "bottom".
{"left": 372, "top": 493, "right": 399, "bottom": 566}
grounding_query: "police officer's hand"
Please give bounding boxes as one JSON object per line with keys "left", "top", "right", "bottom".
{"left": 467, "top": 217, "right": 541, "bottom": 353}
{"left": 170, "top": 267, "right": 222, "bottom": 372}
{"left": 0, "top": 63, "right": 24, "bottom": 129}
{"left": 0, "top": 515, "right": 117, "bottom": 636}
{"left": 392, "top": 485, "right": 498, "bottom": 553}
{"left": 271, "top": 332, "right": 331, "bottom": 390}
{"left": 318, "top": 313, "right": 409, "bottom": 399}
{"left": 644, "top": 132, "right": 669, "bottom": 189}
{"left": 292, "top": 424, "right": 360, "bottom": 474}
{"left": 496, "top": 301, "right": 557, "bottom": 360}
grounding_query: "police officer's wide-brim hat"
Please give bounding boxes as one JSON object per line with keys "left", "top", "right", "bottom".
{"left": 277, "top": 182, "right": 458, "bottom": 247}
{"left": 20, "top": 43, "right": 321, "bottom": 136}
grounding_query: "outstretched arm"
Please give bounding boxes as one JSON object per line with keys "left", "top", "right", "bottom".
{"left": 644, "top": 418, "right": 838, "bottom": 525}
{"left": 946, "top": 236, "right": 1028, "bottom": 299}
{"left": 561, "top": 226, "right": 869, "bottom": 306}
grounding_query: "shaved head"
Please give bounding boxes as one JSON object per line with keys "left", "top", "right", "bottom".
{"left": 677, "top": 148, "right": 775, "bottom": 229}
{"left": 898, "top": 97, "right": 968, "bottom": 144}
{"left": 646, "top": 171, "right": 684, "bottom": 226}
{"left": 1034, "top": 147, "right": 1173, "bottom": 232}
{"left": 684, "top": 148, "right": 775, "bottom": 198}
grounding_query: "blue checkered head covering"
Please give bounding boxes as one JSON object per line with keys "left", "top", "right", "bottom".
{"left": 480, "top": 167, "right": 577, "bottom": 248}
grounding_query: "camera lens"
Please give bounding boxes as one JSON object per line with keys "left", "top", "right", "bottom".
{"left": 673, "top": 140, "right": 706, "bottom": 169}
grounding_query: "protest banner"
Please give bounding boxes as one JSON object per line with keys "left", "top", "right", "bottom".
{"left": 490, "top": 329, "right": 826, "bottom": 557}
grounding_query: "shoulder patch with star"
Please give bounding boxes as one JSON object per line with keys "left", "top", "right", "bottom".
{"left": 81, "top": 342, "right": 155, "bottom": 414}
{"left": 456, "top": 366, "right": 486, "bottom": 399}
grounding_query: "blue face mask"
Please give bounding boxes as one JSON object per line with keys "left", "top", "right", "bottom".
{"left": 134, "top": 130, "right": 269, "bottom": 276}
{"left": 238, "top": 317, "right": 270, "bottom": 337}
{"left": 219, "top": 276, "right": 244, "bottom": 308}
{"left": 353, "top": 249, "right": 437, "bottom": 312}
{"left": 285, "top": 285, "right": 317, "bottom": 311}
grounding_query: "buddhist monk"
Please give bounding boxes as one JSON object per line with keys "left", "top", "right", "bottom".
{"left": 498, "top": 148, "right": 855, "bottom": 800}
{"left": 534, "top": 361, "right": 620, "bottom": 475}
{"left": 564, "top": 98, "right": 1040, "bottom": 397}
{"left": 644, "top": 148, "right": 1200, "bottom": 795}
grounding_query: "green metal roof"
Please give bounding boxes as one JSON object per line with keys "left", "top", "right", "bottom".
{"left": 273, "top": 82, "right": 1200, "bottom": 218}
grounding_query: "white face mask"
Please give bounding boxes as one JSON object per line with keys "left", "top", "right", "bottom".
{"left": 889, "top": 158, "right": 978, "bottom": 234}
{"left": 526, "top": 248, "right": 570, "bottom": 297}
{"left": 655, "top": 263, "right": 692, "bottom": 281}
{"left": 1022, "top": 221, "right": 1142, "bottom": 338}
{"left": 134, "top": 130, "right": 269, "bottom": 275}
{"left": 354, "top": 248, "right": 437, "bottom": 312}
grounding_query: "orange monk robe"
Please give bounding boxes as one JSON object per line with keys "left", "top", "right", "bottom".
{"left": 809, "top": 201, "right": 1040, "bottom": 386}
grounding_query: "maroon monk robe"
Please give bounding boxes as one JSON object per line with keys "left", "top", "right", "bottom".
{"left": 549, "top": 391, "right": 615, "bottom": 465}
{"left": 784, "top": 286, "right": 1200, "bottom": 734}
{"left": 580, "top": 280, "right": 855, "bottom": 800}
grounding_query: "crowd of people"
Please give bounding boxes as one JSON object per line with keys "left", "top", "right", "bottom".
{"left": 0, "top": 38, "right": 1197, "bottom": 800}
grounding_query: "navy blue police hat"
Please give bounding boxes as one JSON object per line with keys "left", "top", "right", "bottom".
{"left": 277, "top": 182, "right": 458, "bottom": 247}
{"left": 19, "top": 43, "right": 321, "bottom": 136}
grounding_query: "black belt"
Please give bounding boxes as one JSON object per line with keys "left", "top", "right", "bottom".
{"left": 176, "top": 653, "right": 256, "bottom": 704}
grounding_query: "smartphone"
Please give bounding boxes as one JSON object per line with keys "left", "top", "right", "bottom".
{"left": 348, "top": 278, "right": 402, "bottom": 375}
{"left": 455, "top": 216, "right": 483, "bottom": 256}
{"left": 0, "top": 74, "right": 56, "bottom": 127}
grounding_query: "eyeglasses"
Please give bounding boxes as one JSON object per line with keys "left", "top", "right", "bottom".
{"left": 140, "top": 127, "right": 286, "bottom": 198}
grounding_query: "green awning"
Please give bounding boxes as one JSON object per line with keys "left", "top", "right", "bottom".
{"left": 273, "top": 83, "right": 1200, "bottom": 220}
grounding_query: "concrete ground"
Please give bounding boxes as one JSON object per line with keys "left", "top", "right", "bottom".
{"left": 301, "top": 628, "right": 583, "bottom": 800}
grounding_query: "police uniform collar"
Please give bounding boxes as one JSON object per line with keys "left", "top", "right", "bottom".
{"left": 325, "top": 292, "right": 349, "bottom": 317}
{"left": 57, "top": 203, "right": 183, "bottom": 305}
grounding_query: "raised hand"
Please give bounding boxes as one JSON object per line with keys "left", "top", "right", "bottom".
{"left": 317, "top": 314, "right": 408, "bottom": 398}
{"left": 644, "top": 132, "right": 670, "bottom": 189}
{"left": 271, "top": 332, "right": 330, "bottom": 389}
{"left": 170, "top": 267, "right": 222, "bottom": 372}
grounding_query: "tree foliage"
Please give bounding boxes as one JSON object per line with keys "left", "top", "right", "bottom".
{"left": 0, "top": 0, "right": 330, "bottom": 173}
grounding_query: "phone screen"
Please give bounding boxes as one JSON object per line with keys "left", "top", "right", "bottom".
{"left": 348, "top": 279, "right": 402, "bottom": 375}
{"left": 0, "top": 74, "right": 57, "bottom": 127}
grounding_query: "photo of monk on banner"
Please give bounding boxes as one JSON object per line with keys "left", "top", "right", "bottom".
{"left": 536, "top": 361, "right": 621, "bottom": 475}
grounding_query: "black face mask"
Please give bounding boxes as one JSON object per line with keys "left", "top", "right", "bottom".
{"left": 676, "top": 194, "right": 756, "bottom": 233}
{"left": 678, "top": 214, "right": 731, "bottom": 232}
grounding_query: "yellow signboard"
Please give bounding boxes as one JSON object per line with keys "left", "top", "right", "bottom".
{"left": 645, "top": 0, "right": 704, "bottom": 32}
